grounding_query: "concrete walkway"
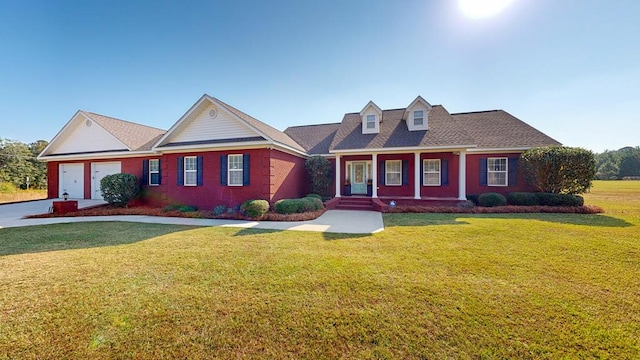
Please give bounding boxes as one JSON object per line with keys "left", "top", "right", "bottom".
{"left": 0, "top": 200, "right": 385, "bottom": 234}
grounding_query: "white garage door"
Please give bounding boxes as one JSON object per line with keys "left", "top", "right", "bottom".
{"left": 92, "top": 162, "right": 122, "bottom": 200}
{"left": 59, "top": 163, "right": 84, "bottom": 199}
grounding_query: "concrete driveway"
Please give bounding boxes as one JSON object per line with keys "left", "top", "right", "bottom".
{"left": 0, "top": 200, "right": 384, "bottom": 234}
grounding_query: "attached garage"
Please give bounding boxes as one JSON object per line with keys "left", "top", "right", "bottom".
{"left": 91, "top": 162, "right": 121, "bottom": 200}
{"left": 59, "top": 163, "right": 84, "bottom": 199}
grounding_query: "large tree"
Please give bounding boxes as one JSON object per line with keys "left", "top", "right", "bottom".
{"left": 305, "top": 156, "right": 333, "bottom": 198}
{"left": 521, "top": 146, "right": 596, "bottom": 195}
{"left": 0, "top": 138, "right": 48, "bottom": 189}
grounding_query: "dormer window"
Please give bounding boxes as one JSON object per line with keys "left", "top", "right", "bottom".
{"left": 366, "top": 115, "right": 376, "bottom": 129}
{"left": 413, "top": 110, "right": 424, "bottom": 126}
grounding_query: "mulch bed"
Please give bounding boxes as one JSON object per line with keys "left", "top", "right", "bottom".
{"left": 385, "top": 205, "right": 604, "bottom": 214}
{"left": 25, "top": 205, "right": 327, "bottom": 222}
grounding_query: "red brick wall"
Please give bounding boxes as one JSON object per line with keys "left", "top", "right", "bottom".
{"left": 377, "top": 153, "right": 414, "bottom": 197}
{"left": 269, "top": 150, "right": 308, "bottom": 201}
{"left": 420, "top": 152, "right": 459, "bottom": 198}
{"left": 466, "top": 152, "right": 531, "bottom": 196}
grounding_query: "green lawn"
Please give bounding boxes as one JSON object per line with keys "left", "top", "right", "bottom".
{"left": 1, "top": 181, "right": 639, "bottom": 359}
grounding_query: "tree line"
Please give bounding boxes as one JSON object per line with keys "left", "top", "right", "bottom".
{"left": 0, "top": 138, "right": 48, "bottom": 190}
{"left": 595, "top": 146, "right": 640, "bottom": 180}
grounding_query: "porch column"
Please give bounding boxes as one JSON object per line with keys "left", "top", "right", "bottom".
{"left": 372, "top": 153, "right": 378, "bottom": 198}
{"left": 414, "top": 152, "right": 421, "bottom": 199}
{"left": 458, "top": 150, "right": 467, "bottom": 200}
{"left": 335, "top": 154, "right": 341, "bottom": 197}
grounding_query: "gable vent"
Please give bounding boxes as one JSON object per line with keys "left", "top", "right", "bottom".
{"left": 208, "top": 108, "right": 218, "bottom": 119}
{"left": 85, "top": 119, "right": 92, "bottom": 127}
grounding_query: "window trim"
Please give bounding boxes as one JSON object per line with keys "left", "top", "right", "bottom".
{"left": 366, "top": 114, "right": 376, "bottom": 129}
{"left": 183, "top": 156, "right": 198, "bottom": 186}
{"left": 148, "top": 159, "right": 160, "bottom": 186}
{"left": 487, "top": 157, "right": 508, "bottom": 187}
{"left": 413, "top": 110, "right": 424, "bottom": 126}
{"left": 227, "top": 154, "right": 244, "bottom": 187}
{"left": 422, "top": 159, "right": 441, "bottom": 186}
{"left": 385, "top": 160, "right": 402, "bottom": 186}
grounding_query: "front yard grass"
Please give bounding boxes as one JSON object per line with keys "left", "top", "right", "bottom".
{"left": 0, "top": 181, "right": 639, "bottom": 358}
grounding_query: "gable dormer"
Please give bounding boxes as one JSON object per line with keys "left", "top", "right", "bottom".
{"left": 404, "top": 96, "right": 432, "bottom": 131}
{"left": 359, "top": 101, "right": 382, "bottom": 134}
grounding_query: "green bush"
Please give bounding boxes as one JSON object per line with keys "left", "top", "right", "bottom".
{"left": 466, "top": 194, "right": 479, "bottom": 205}
{"left": 305, "top": 156, "right": 333, "bottom": 198}
{"left": 521, "top": 146, "right": 596, "bottom": 194}
{"left": 305, "top": 194, "right": 322, "bottom": 200}
{"left": 478, "top": 192, "right": 507, "bottom": 207}
{"left": 507, "top": 192, "right": 539, "bottom": 206}
{"left": 274, "top": 197, "right": 323, "bottom": 214}
{"left": 178, "top": 205, "right": 198, "bottom": 213}
{"left": 162, "top": 204, "right": 181, "bottom": 212}
{"left": 212, "top": 204, "right": 227, "bottom": 216}
{"left": 0, "top": 182, "right": 17, "bottom": 193}
{"left": 536, "top": 193, "right": 584, "bottom": 207}
{"left": 100, "top": 173, "right": 140, "bottom": 207}
{"left": 240, "top": 199, "right": 270, "bottom": 219}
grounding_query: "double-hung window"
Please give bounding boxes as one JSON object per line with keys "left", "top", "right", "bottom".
{"left": 366, "top": 114, "right": 376, "bottom": 129}
{"left": 184, "top": 156, "right": 198, "bottom": 186}
{"left": 487, "top": 157, "right": 507, "bottom": 186}
{"left": 385, "top": 160, "right": 402, "bottom": 186}
{"left": 423, "top": 159, "right": 440, "bottom": 186}
{"left": 414, "top": 110, "right": 424, "bottom": 126}
{"left": 149, "top": 159, "right": 160, "bottom": 185}
{"left": 228, "top": 154, "right": 243, "bottom": 186}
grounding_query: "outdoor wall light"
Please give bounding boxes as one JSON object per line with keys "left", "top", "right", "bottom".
{"left": 62, "top": 192, "right": 69, "bottom": 201}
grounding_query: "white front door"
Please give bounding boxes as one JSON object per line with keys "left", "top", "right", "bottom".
{"left": 92, "top": 162, "right": 121, "bottom": 200}
{"left": 59, "top": 163, "right": 84, "bottom": 199}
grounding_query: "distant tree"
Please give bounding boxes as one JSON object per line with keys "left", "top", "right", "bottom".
{"left": 29, "top": 140, "right": 49, "bottom": 189}
{"left": 619, "top": 153, "right": 640, "bottom": 178}
{"left": 305, "top": 156, "right": 333, "bottom": 198}
{"left": 521, "top": 146, "right": 596, "bottom": 194}
{"left": 0, "top": 138, "right": 48, "bottom": 189}
{"left": 595, "top": 146, "right": 640, "bottom": 180}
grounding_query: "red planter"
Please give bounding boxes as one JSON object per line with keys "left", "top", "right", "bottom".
{"left": 52, "top": 200, "right": 78, "bottom": 214}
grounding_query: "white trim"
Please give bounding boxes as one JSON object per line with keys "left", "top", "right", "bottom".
{"left": 487, "top": 157, "right": 508, "bottom": 187}
{"left": 371, "top": 153, "right": 378, "bottom": 198}
{"left": 183, "top": 156, "right": 198, "bottom": 186}
{"left": 148, "top": 159, "right": 160, "bottom": 186}
{"left": 467, "top": 147, "right": 530, "bottom": 153}
{"left": 335, "top": 154, "right": 341, "bottom": 197}
{"left": 39, "top": 150, "right": 157, "bottom": 162}
{"left": 359, "top": 101, "right": 382, "bottom": 116}
{"left": 414, "top": 152, "right": 420, "bottom": 199}
{"left": 331, "top": 145, "right": 476, "bottom": 155}
{"left": 227, "top": 154, "right": 244, "bottom": 187}
{"left": 385, "top": 160, "right": 402, "bottom": 186}
{"left": 403, "top": 96, "right": 432, "bottom": 115}
{"left": 458, "top": 151, "right": 466, "bottom": 200}
{"left": 422, "top": 158, "right": 441, "bottom": 187}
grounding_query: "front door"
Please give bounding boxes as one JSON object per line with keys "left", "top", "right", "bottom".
{"left": 352, "top": 162, "right": 367, "bottom": 194}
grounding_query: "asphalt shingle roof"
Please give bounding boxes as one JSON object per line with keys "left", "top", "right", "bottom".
{"left": 284, "top": 123, "right": 341, "bottom": 154}
{"left": 84, "top": 111, "right": 166, "bottom": 151}
{"left": 451, "top": 110, "right": 561, "bottom": 148}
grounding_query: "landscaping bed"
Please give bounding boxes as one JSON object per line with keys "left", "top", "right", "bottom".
{"left": 386, "top": 204, "right": 604, "bottom": 214}
{"left": 25, "top": 204, "right": 327, "bottom": 222}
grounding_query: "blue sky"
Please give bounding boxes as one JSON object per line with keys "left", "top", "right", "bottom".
{"left": 1, "top": 0, "right": 638, "bottom": 152}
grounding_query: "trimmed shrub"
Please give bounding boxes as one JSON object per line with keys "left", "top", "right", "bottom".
{"left": 507, "top": 192, "right": 539, "bottom": 206}
{"left": 162, "top": 204, "right": 181, "bottom": 212}
{"left": 300, "top": 198, "right": 317, "bottom": 212}
{"left": 478, "top": 192, "right": 507, "bottom": 207}
{"left": 212, "top": 204, "right": 227, "bottom": 216}
{"left": 100, "top": 173, "right": 140, "bottom": 207}
{"left": 305, "top": 194, "right": 322, "bottom": 200}
{"left": 274, "top": 197, "right": 323, "bottom": 214}
{"left": 521, "top": 146, "right": 596, "bottom": 194}
{"left": 307, "top": 197, "right": 324, "bottom": 210}
{"left": 466, "top": 194, "right": 479, "bottom": 205}
{"left": 274, "top": 199, "right": 298, "bottom": 214}
{"left": 536, "top": 193, "right": 584, "bottom": 207}
{"left": 178, "top": 205, "right": 197, "bottom": 213}
{"left": 241, "top": 199, "right": 270, "bottom": 219}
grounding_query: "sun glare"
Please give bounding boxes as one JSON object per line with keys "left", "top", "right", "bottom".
{"left": 458, "top": 0, "right": 515, "bottom": 19}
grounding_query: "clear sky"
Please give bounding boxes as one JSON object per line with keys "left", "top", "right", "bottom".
{"left": 1, "top": 0, "right": 638, "bottom": 153}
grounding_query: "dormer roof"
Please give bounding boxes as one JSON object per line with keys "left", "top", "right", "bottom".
{"left": 359, "top": 101, "right": 382, "bottom": 117}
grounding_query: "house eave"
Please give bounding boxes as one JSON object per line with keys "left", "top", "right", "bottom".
{"left": 467, "top": 146, "right": 537, "bottom": 154}
{"left": 38, "top": 150, "right": 157, "bottom": 162}
{"left": 330, "top": 144, "right": 477, "bottom": 155}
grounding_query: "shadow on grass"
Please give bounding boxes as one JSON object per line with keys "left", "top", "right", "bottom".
{"left": 384, "top": 213, "right": 633, "bottom": 228}
{"left": 231, "top": 227, "right": 370, "bottom": 240}
{"left": 0, "top": 221, "right": 198, "bottom": 257}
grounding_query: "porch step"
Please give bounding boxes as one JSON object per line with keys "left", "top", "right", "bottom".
{"left": 334, "top": 197, "right": 375, "bottom": 211}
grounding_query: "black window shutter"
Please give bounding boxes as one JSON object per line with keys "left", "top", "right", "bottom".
{"left": 378, "top": 161, "right": 385, "bottom": 185}
{"left": 177, "top": 157, "right": 184, "bottom": 186}
{"left": 242, "top": 154, "right": 250, "bottom": 186}
{"left": 420, "top": 159, "right": 424, "bottom": 186}
{"left": 157, "top": 159, "right": 162, "bottom": 185}
{"left": 508, "top": 157, "right": 518, "bottom": 186}
{"left": 142, "top": 159, "right": 149, "bottom": 185}
{"left": 442, "top": 159, "right": 449, "bottom": 185}
{"left": 220, "top": 155, "right": 228, "bottom": 185}
{"left": 196, "top": 156, "right": 203, "bottom": 186}
{"left": 479, "top": 158, "right": 487, "bottom": 186}
{"left": 402, "top": 160, "right": 409, "bottom": 185}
